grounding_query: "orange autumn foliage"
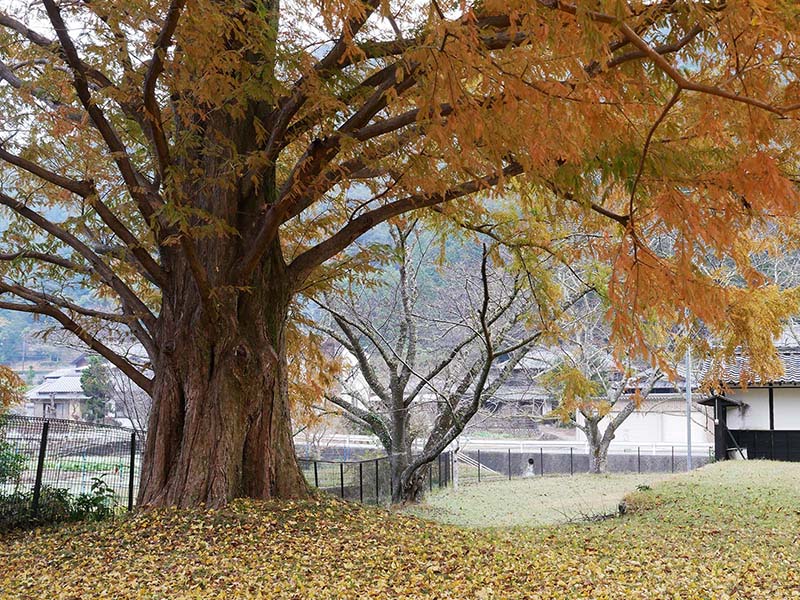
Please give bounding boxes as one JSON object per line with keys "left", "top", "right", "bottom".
{"left": 0, "top": 365, "right": 23, "bottom": 410}
{"left": 0, "top": 1, "right": 799, "bottom": 501}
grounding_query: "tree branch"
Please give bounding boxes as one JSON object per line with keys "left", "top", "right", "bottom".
{"left": 288, "top": 162, "right": 524, "bottom": 284}
{"left": 0, "top": 280, "right": 120, "bottom": 321}
{"left": 0, "top": 297, "right": 153, "bottom": 393}
{"left": 0, "top": 145, "right": 92, "bottom": 196}
{"left": 0, "top": 146, "right": 167, "bottom": 288}
{"left": 322, "top": 309, "right": 393, "bottom": 405}
{"left": 619, "top": 22, "right": 797, "bottom": 116}
{"left": 142, "top": 0, "right": 185, "bottom": 178}
{"left": 0, "top": 57, "right": 83, "bottom": 120}
{"left": 0, "top": 250, "right": 88, "bottom": 274}
{"left": 263, "top": 0, "right": 381, "bottom": 163}
{"left": 0, "top": 192, "right": 157, "bottom": 332}
{"left": 41, "top": 0, "right": 162, "bottom": 226}
{"left": 326, "top": 394, "right": 392, "bottom": 451}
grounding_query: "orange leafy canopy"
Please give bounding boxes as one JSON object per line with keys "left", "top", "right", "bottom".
{"left": 0, "top": 0, "right": 799, "bottom": 393}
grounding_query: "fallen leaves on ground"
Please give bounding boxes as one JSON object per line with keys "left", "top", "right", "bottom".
{"left": 2, "top": 461, "right": 800, "bottom": 599}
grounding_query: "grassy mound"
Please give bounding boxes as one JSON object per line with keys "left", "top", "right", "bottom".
{"left": 404, "top": 472, "right": 673, "bottom": 527}
{"left": 2, "top": 461, "right": 800, "bottom": 599}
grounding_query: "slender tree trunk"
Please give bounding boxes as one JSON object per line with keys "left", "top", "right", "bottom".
{"left": 397, "top": 461, "right": 429, "bottom": 503}
{"left": 389, "top": 405, "right": 410, "bottom": 503}
{"left": 589, "top": 444, "right": 610, "bottom": 474}
{"left": 138, "top": 244, "right": 308, "bottom": 508}
{"left": 386, "top": 402, "right": 429, "bottom": 503}
{"left": 586, "top": 418, "right": 611, "bottom": 474}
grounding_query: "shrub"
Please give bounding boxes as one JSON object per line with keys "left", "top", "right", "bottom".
{"left": 73, "top": 477, "right": 117, "bottom": 522}
{"left": 0, "top": 439, "right": 25, "bottom": 487}
{"left": 0, "top": 475, "right": 119, "bottom": 532}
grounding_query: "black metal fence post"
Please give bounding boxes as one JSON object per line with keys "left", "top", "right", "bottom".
{"left": 438, "top": 454, "right": 442, "bottom": 488}
{"left": 31, "top": 420, "right": 50, "bottom": 516}
{"left": 637, "top": 446, "right": 641, "bottom": 473}
{"left": 128, "top": 431, "right": 136, "bottom": 511}
{"left": 539, "top": 447, "right": 544, "bottom": 476}
{"left": 671, "top": 446, "right": 675, "bottom": 472}
{"left": 508, "top": 448, "right": 511, "bottom": 480}
{"left": 375, "top": 459, "right": 380, "bottom": 503}
{"left": 314, "top": 461, "right": 319, "bottom": 488}
{"left": 570, "top": 447, "right": 574, "bottom": 476}
{"left": 359, "top": 462, "right": 363, "bottom": 503}
{"left": 339, "top": 463, "right": 345, "bottom": 499}
{"left": 477, "top": 449, "right": 481, "bottom": 483}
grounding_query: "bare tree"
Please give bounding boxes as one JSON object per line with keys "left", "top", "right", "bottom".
{"left": 546, "top": 296, "right": 663, "bottom": 473}
{"left": 108, "top": 368, "right": 151, "bottom": 437}
{"left": 316, "top": 223, "right": 585, "bottom": 502}
{"left": 577, "top": 371, "right": 662, "bottom": 474}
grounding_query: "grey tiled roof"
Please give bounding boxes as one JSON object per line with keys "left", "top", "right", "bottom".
{"left": 711, "top": 348, "right": 800, "bottom": 386}
{"left": 26, "top": 367, "right": 88, "bottom": 399}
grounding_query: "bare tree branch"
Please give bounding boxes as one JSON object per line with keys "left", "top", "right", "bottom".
{"left": 0, "top": 297, "right": 152, "bottom": 393}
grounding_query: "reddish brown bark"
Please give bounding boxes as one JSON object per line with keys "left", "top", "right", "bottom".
{"left": 138, "top": 242, "right": 308, "bottom": 508}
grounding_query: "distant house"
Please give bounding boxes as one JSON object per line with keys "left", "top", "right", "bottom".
{"left": 473, "top": 353, "right": 562, "bottom": 437}
{"left": 700, "top": 346, "right": 800, "bottom": 461}
{"left": 25, "top": 356, "right": 88, "bottom": 419}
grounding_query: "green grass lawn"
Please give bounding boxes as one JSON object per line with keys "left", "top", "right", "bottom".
{"left": 2, "top": 461, "right": 800, "bottom": 598}
{"left": 404, "top": 472, "right": 673, "bottom": 527}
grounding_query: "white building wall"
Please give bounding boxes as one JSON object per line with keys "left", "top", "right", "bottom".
{"left": 574, "top": 401, "right": 713, "bottom": 444}
{"left": 726, "top": 389, "right": 770, "bottom": 430}
{"left": 770, "top": 387, "right": 800, "bottom": 430}
{"left": 610, "top": 412, "right": 658, "bottom": 443}
{"left": 662, "top": 412, "right": 713, "bottom": 443}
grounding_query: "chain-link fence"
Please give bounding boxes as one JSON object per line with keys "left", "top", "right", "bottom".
{"left": 0, "top": 415, "right": 142, "bottom": 528}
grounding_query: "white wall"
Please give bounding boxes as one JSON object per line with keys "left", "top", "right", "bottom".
{"left": 727, "top": 388, "right": 770, "bottom": 430}
{"left": 575, "top": 408, "right": 713, "bottom": 444}
{"left": 725, "top": 387, "right": 800, "bottom": 430}
{"left": 771, "top": 387, "right": 800, "bottom": 430}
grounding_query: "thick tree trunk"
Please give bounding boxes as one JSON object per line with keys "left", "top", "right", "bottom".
{"left": 138, "top": 246, "right": 308, "bottom": 508}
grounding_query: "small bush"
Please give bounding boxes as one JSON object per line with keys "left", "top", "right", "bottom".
{"left": 0, "top": 476, "right": 118, "bottom": 532}
{"left": 0, "top": 439, "right": 25, "bottom": 486}
{"left": 73, "top": 476, "right": 117, "bottom": 521}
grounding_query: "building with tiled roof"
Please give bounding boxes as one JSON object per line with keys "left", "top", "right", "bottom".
{"left": 706, "top": 349, "right": 800, "bottom": 387}
{"left": 699, "top": 344, "right": 800, "bottom": 462}
{"left": 25, "top": 357, "right": 89, "bottom": 419}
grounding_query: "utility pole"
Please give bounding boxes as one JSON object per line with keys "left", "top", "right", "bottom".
{"left": 685, "top": 347, "right": 693, "bottom": 471}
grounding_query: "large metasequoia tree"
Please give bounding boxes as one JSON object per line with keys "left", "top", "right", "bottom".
{"left": 1, "top": 1, "right": 799, "bottom": 507}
